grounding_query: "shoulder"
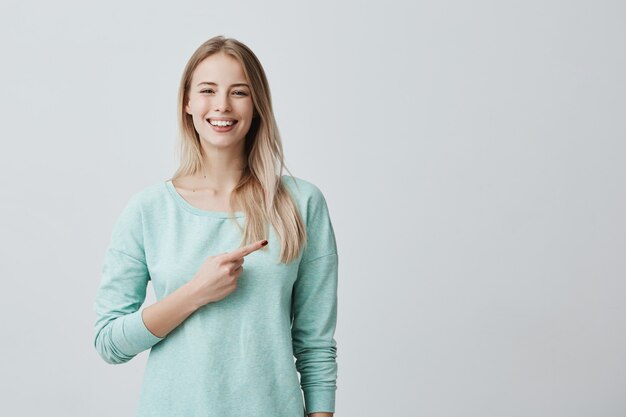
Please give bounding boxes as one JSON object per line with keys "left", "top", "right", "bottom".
{"left": 112, "top": 180, "right": 170, "bottom": 225}
{"left": 109, "top": 181, "right": 169, "bottom": 245}
{"left": 280, "top": 174, "right": 333, "bottom": 223}
{"left": 107, "top": 182, "right": 166, "bottom": 257}
{"left": 281, "top": 175, "right": 337, "bottom": 261}
{"left": 124, "top": 180, "right": 168, "bottom": 208}
{"left": 280, "top": 174, "right": 326, "bottom": 204}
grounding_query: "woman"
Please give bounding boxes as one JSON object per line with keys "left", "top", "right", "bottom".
{"left": 92, "top": 36, "right": 339, "bottom": 417}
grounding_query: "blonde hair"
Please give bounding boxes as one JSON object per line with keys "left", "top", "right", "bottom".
{"left": 168, "top": 35, "right": 306, "bottom": 264}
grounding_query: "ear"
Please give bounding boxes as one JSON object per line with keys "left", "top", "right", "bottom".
{"left": 185, "top": 100, "right": 192, "bottom": 115}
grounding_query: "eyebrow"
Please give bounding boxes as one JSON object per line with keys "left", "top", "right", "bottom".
{"left": 196, "top": 82, "right": 250, "bottom": 88}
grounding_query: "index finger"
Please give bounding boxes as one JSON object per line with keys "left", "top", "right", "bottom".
{"left": 222, "top": 239, "right": 268, "bottom": 262}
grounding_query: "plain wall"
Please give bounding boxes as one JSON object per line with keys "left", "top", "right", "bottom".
{"left": 0, "top": 0, "right": 624, "bottom": 416}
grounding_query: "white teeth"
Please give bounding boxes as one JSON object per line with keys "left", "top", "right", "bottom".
{"left": 209, "top": 119, "right": 235, "bottom": 127}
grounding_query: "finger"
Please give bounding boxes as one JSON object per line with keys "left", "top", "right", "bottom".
{"left": 222, "top": 239, "right": 268, "bottom": 262}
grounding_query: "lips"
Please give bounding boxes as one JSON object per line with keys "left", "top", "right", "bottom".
{"left": 206, "top": 118, "right": 238, "bottom": 132}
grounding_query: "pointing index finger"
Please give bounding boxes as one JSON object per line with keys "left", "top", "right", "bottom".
{"left": 223, "top": 239, "right": 268, "bottom": 262}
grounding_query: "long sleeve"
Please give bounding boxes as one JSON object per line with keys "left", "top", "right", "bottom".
{"left": 93, "top": 193, "right": 165, "bottom": 365}
{"left": 291, "top": 185, "right": 339, "bottom": 414}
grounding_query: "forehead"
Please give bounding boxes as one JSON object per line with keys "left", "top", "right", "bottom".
{"left": 191, "top": 52, "right": 247, "bottom": 84}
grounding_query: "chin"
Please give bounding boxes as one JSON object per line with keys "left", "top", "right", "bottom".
{"left": 201, "top": 135, "right": 245, "bottom": 149}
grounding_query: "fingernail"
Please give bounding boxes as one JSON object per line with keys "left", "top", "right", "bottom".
{"left": 261, "top": 240, "right": 268, "bottom": 246}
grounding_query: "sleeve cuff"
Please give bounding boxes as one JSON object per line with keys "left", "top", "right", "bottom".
{"left": 304, "top": 388, "right": 336, "bottom": 414}
{"left": 112, "top": 308, "right": 165, "bottom": 356}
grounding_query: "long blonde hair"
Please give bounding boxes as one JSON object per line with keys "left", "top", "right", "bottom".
{"left": 168, "top": 35, "right": 306, "bottom": 264}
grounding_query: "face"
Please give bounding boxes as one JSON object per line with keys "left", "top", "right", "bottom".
{"left": 185, "top": 52, "right": 255, "bottom": 149}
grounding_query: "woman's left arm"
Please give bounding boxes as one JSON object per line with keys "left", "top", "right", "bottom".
{"left": 291, "top": 184, "right": 339, "bottom": 415}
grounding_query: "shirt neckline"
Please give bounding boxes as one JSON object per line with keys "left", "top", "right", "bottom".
{"left": 164, "top": 180, "right": 246, "bottom": 218}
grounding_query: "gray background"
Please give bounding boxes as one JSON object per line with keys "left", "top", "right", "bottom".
{"left": 0, "top": 0, "right": 624, "bottom": 416}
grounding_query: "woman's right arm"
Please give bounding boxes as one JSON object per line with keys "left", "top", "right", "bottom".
{"left": 140, "top": 281, "right": 203, "bottom": 338}
{"left": 93, "top": 194, "right": 168, "bottom": 365}
{"left": 93, "top": 194, "right": 204, "bottom": 363}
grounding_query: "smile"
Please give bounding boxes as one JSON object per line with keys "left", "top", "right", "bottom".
{"left": 206, "top": 119, "right": 238, "bottom": 132}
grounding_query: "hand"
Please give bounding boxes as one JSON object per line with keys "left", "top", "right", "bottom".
{"left": 189, "top": 239, "right": 268, "bottom": 307}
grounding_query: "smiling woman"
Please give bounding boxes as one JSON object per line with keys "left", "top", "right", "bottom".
{"left": 184, "top": 54, "right": 255, "bottom": 144}
{"left": 92, "top": 35, "right": 339, "bottom": 417}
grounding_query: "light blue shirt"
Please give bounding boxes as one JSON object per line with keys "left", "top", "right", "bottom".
{"left": 93, "top": 175, "right": 338, "bottom": 416}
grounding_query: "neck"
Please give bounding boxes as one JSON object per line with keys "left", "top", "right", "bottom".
{"left": 197, "top": 142, "right": 246, "bottom": 192}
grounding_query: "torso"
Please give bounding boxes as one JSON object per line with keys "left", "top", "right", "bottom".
{"left": 171, "top": 175, "right": 243, "bottom": 212}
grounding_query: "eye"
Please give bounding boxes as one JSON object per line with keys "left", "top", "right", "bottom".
{"left": 233, "top": 90, "right": 248, "bottom": 96}
{"left": 200, "top": 89, "right": 214, "bottom": 94}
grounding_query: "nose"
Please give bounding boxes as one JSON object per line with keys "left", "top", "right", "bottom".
{"left": 214, "top": 92, "right": 231, "bottom": 112}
